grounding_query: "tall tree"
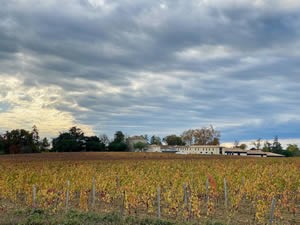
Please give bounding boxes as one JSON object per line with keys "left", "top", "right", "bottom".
{"left": 85, "top": 136, "right": 105, "bottom": 151}
{"left": 108, "top": 131, "right": 128, "bottom": 151}
{"left": 193, "top": 125, "right": 220, "bottom": 145}
{"left": 271, "top": 136, "right": 283, "bottom": 153}
{"left": 0, "top": 135, "right": 4, "bottom": 153}
{"left": 114, "top": 131, "right": 125, "bottom": 144}
{"left": 52, "top": 127, "right": 85, "bottom": 152}
{"left": 40, "top": 137, "right": 50, "bottom": 152}
{"left": 286, "top": 144, "right": 300, "bottom": 156}
{"left": 251, "top": 138, "right": 262, "bottom": 150}
{"left": 262, "top": 141, "right": 272, "bottom": 152}
{"left": 2, "top": 129, "right": 40, "bottom": 154}
{"left": 163, "top": 135, "right": 185, "bottom": 146}
{"left": 141, "top": 134, "right": 149, "bottom": 143}
{"left": 150, "top": 135, "right": 162, "bottom": 145}
{"left": 99, "top": 134, "right": 110, "bottom": 146}
{"left": 181, "top": 129, "right": 194, "bottom": 145}
{"left": 32, "top": 125, "right": 40, "bottom": 145}
{"left": 233, "top": 140, "right": 240, "bottom": 148}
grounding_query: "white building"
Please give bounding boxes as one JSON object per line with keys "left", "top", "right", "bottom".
{"left": 147, "top": 144, "right": 161, "bottom": 152}
{"left": 224, "top": 148, "right": 284, "bottom": 157}
{"left": 175, "top": 145, "right": 223, "bottom": 155}
{"left": 223, "top": 148, "right": 248, "bottom": 156}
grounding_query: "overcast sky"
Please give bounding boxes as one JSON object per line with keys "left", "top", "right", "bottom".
{"left": 1, "top": 0, "right": 300, "bottom": 146}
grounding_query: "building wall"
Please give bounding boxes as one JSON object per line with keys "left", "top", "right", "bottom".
{"left": 175, "top": 145, "right": 222, "bottom": 155}
{"left": 147, "top": 145, "right": 161, "bottom": 152}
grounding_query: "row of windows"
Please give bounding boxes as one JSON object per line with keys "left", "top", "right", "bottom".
{"left": 179, "top": 148, "right": 217, "bottom": 151}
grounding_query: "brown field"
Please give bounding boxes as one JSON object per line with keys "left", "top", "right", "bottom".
{"left": 0, "top": 152, "right": 299, "bottom": 225}
{"left": 0, "top": 151, "right": 252, "bottom": 162}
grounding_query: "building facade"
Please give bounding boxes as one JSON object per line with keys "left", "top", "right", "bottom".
{"left": 147, "top": 144, "right": 161, "bottom": 152}
{"left": 175, "top": 145, "right": 223, "bottom": 155}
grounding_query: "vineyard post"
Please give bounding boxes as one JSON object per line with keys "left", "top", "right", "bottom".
{"left": 183, "top": 183, "right": 187, "bottom": 205}
{"left": 55, "top": 191, "right": 61, "bottom": 208}
{"left": 120, "top": 190, "right": 125, "bottom": 217}
{"left": 92, "top": 177, "right": 95, "bottom": 207}
{"left": 116, "top": 176, "right": 120, "bottom": 189}
{"left": 66, "top": 180, "right": 70, "bottom": 209}
{"left": 242, "top": 176, "right": 245, "bottom": 199}
{"left": 224, "top": 177, "right": 228, "bottom": 209}
{"left": 157, "top": 187, "right": 161, "bottom": 219}
{"left": 206, "top": 178, "right": 209, "bottom": 203}
{"left": 33, "top": 184, "right": 36, "bottom": 209}
{"left": 269, "top": 198, "right": 276, "bottom": 225}
{"left": 188, "top": 194, "right": 192, "bottom": 222}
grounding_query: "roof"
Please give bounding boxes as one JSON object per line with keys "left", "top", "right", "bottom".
{"left": 246, "top": 150, "right": 267, "bottom": 155}
{"left": 224, "top": 148, "right": 247, "bottom": 153}
{"left": 188, "top": 145, "right": 220, "bottom": 147}
{"left": 265, "top": 152, "right": 285, "bottom": 157}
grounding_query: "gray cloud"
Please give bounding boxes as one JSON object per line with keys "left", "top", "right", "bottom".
{"left": 0, "top": 0, "right": 300, "bottom": 142}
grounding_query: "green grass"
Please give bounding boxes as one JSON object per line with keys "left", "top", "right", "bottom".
{"left": 0, "top": 209, "right": 225, "bottom": 225}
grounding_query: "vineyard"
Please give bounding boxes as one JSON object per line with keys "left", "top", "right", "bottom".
{"left": 0, "top": 152, "right": 299, "bottom": 224}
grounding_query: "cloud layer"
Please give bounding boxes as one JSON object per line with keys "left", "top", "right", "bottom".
{"left": 1, "top": 0, "right": 300, "bottom": 143}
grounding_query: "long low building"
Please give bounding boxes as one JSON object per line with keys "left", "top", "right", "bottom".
{"left": 222, "top": 148, "right": 284, "bottom": 157}
{"left": 148, "top": 145, "right": 284, "bottom": 157}
{"left": 175, "top": 145, "right": 223, "bottom": 155}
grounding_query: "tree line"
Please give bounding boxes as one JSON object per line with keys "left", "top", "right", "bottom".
{"left": 0, "top": 125, "right": 299, "bottom": 157}
{"left": 0, "top": 125, "right": 221, "bottom": 154}
{"left": 247, "top": 136, "right": 300, "bottom": 157}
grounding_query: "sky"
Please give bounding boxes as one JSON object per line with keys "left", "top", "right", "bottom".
{"left": 1, "top": 0, "right": 300, "bottom": 147}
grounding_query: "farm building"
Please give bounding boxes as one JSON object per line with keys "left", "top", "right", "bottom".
{"left": 223, "top": 148, "right": 248, "bottom": 156}
{"left": 147, "top": 144, "right": 161, "bottom": 152}
{"left": 175, "top": 145, "right": 223, "bottom": 155}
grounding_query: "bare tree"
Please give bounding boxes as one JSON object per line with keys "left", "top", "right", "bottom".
{"left": 193, "top": 125, "right": 220, "bottom": 145}
{"left": 181, "top": 129, "right": 194, "bottom": 145}
{"left": 99, "top": 134, "right": 110, "bottom": 146}
{"left": 234, "top": 140, "right": 240, "bottom": 148}
{"left": 251, "top": 138, "right": 262, "bottom": 150}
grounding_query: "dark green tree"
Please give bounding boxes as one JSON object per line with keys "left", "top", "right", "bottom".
{"left": 150, "top": 135, "right": 162, "bottom": 145}
{"left": 85, "top": 136, "right": 105, "bottom": 151}
{"left": 2, "top": 128, "right": 40, "bottom": 154}
{"left": 286, "top": 144, "right": 300, "bottom": 157}
{"left": 0, "top": 135, "right": 5, "bottom": 153}
{"left": 262, "top": 141, "right": 272, "bottom": 152}
{"left": 52, "top": 127, "right": 85, "bottom": 152}
{"left": 40, "top": 137, "right": 50, "bottom": 152}
{"left": 114, "top": 131, "right": 125, "bottom": 143}
{"left": 271, "top": 136, "right": 283, "bottom": 153}
{"left": 108, "top": 131, "right": 128, "bottom": 151}
{"left": 239, "top": 143, "right": 247, "bottom": 150}
{"left": 163, "top": 135, "right": 185, "bottom": 146}
{"left": 134, "top": 141, "right": 148, "bottom": 151}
